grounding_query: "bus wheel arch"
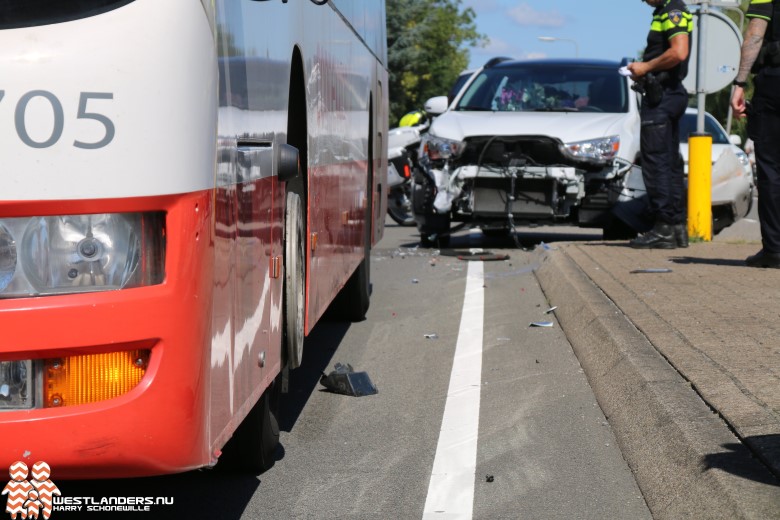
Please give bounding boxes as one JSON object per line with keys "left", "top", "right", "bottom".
{"left": 284, "top": 48, "right": 308, "bottom": 369}
{"left": 216, "top": 375, "right": 281, "bottom": 473}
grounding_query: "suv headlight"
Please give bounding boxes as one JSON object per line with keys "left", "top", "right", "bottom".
{"left": 421, "top": 134, "right": 466, "bottom": 161}
{"left": 0, "top": 212, "right": 165, "bottom": 298}
{"left": 735, "top": 150, "right": 750, "bottom": 168}
{"left": 565, "top": 135, "right": 620, "bottom": 161}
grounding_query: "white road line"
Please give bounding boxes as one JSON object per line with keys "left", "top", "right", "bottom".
{"left": 423, "top": 261, "right": 484, "bottom": 519}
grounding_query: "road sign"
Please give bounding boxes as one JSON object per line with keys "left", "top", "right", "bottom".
{"left": 683, "top": 9, "right": 743, "bottom": 95}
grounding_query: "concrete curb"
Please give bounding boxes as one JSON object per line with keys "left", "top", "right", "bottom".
{"left": 534, "top": 247, "right": 780, "bottom": 520}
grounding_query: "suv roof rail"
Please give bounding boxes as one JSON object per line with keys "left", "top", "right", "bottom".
{"left": 484, "top": 56, "right": 513, "bottom": 69}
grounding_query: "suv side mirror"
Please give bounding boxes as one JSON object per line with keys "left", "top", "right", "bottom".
{"left": 424, "top": 96, "right": 449, "bottom": 117}
{"left": 729, "top": 134, "right": 742, "bottom": 146}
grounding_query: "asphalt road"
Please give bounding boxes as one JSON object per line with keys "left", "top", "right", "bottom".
{"left": 51, "top": 201, "right": 762, "bottom": 519}
{"left": 50, "top": 215, "right": 671, "bottom": 520}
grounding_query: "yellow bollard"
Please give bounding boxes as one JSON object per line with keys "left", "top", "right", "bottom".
{"left": 688, "top": 133, "right": 712, "bottom": 241}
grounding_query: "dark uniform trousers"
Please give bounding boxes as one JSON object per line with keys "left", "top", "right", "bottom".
{"left": 639, "top": 83, "right": 688, "bottom": 226}
{"left": 748, "top": 71, "right": 780, "bottom": 254}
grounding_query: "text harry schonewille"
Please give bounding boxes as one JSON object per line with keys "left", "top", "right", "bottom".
{"left": 53, "top": 495, "right": 174, "bottom": 513}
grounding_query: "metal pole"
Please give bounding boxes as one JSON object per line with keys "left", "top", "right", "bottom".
{"left": 696, "top": 2, "right": 709, "bottom": 132}
{"left": 689, "top": 2, "right": 713, "bottom": 241}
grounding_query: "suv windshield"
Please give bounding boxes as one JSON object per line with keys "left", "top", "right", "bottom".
{"left": 0, "top": 0, "right": 134, "bottom": 29}
{"left": 455, "top": 63, "right": 628, "bottom": 114}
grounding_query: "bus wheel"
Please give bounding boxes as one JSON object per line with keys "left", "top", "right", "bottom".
{"left": 284, "top": 188, "right": 306, "bottom": 369}
{"left": 217, "top": 376, "right": 281, "bottom": 474}
{"left": 340, "top": 241, "right": 370, "bottom": 320}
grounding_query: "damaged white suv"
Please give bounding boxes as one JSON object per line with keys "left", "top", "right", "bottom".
{"left": 412, "top": 57, "right": 644, "bottom": 245}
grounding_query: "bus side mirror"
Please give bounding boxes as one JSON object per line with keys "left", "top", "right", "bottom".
{"left": 278, "top": 144, "right": 300, "bottom": 182}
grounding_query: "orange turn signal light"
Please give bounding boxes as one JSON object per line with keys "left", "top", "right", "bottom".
{"left": 45, "top": 350, "right": 150, "bottom": 408}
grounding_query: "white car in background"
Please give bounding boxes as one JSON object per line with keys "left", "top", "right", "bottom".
{"left": 678, "top": 108, "right": 754, "bottom": 229}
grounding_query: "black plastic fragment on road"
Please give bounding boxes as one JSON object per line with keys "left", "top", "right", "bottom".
{"left": 439, "top": 249, "right": 510, "bottom": 262}
{"left": 320, "top": 363, "right": 378, "bottom": 397}
{"left": 630, "top": 268, "right": 672, "bottom": 274}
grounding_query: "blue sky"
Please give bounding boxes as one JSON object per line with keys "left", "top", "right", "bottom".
{"left": 462, "top": 0, "right": 653, "bottom": 70}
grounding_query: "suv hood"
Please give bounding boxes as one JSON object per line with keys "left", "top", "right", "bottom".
{"left": 431, "top": 110, "right": 631, "bottom": 145}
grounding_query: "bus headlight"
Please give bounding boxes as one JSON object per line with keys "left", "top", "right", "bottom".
{"left": 0, "top": 212, "right": 165, "bottom": 298}
{"left": 0, "top": 360, "right": 36, "bottom": 410}
{"left": 0, "top": 223, "right": 16, "bottom": 293}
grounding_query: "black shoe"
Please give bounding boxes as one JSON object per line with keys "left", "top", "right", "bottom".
{"left": 629, "top": 223, "right": 676, "bottom": 249}
{"left": 674, "top": 224, "right": 689, "bottom": 248}
{"left": 745, "top": 250, "right": 780, "bottom": 268}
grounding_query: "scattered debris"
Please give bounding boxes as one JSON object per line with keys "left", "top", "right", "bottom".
{"left": 319, "top": 363, "right": 378, "bottom": 397}
{"left": 497, "top": 337, "right": 511, "bottom": 342}
{"left": 412, "top": 279, "right": 419, "bottom": 284}
{"left": 485, "top": 475, "right": 494, "bottom": 483}
{"left": 630, "top": 268, "right": 672, "bottom": 274}
{"left": 424, "top": 333, "right": 439, "bottom": 339}
{"left": 545, "top": 306, "right": 558, "bottom": 314}
{"left": 530, "top": 321, "right": 554, "bottom": 328}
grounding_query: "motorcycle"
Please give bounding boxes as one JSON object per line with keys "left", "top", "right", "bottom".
{"left": 387, "top": 121, "right": 428, "bottom": 226}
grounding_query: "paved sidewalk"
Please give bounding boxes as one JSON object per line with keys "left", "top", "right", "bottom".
{"left": 534, "top": 241, "right": 780, "bottom": 519}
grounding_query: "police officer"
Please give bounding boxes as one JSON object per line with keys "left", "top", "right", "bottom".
{"left": 731, "top": 0, "right": 780, "bottom": 268}
{"left": 628, "top": 0, "right": 693, "bottom": 249}
{"left": 398, "top": 109, "right": 427, "bottom": 128}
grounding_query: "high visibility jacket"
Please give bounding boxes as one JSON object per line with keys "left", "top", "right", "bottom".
{"left": 399, "top": 110, "right": 424, "bottom": 127}
{"left": 748, "top": 0, "right": 780, "bottom": 70}
{"left": 747, "top": 0, "right": 776, "bottom": 25}
{"left": 642, "top": 0, "right": 693, "bottom": 83}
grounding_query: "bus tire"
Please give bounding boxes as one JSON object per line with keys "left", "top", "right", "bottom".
{"left": 285, "top": 188, "right": 306, "bottom": 369}
{"left": 329, "top": 197, "right": 371, "bottom": 321}
{"left": 217, "top": 376, "right": 281, "bottom": 474}
{"left": 340, "top": 245, "right": 370, "bottom": 321}
{"left": 330, "top": 205, "right": 371, "bottom": 321}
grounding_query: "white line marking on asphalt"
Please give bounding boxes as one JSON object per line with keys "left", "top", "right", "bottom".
{"left": 423, "top": 261, "right": 484, "bottom": 519}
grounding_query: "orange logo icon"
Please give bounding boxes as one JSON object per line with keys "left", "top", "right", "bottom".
{"left": 2, "top": 462, "right": 60, "bottom": 520}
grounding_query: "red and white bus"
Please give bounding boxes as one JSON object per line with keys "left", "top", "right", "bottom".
{"left": 0, "top": 0, "right": 387, "bottom": 478}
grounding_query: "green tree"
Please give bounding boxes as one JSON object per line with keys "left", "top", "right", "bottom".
{"left": 386, "top": 0, "right": 486, "bottom": 125}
